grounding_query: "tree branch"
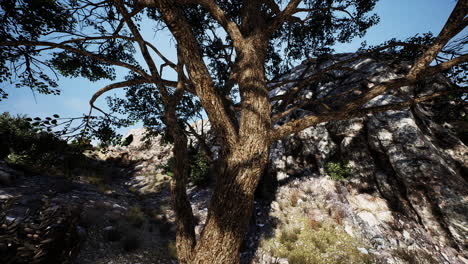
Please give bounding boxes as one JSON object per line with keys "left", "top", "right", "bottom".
{"left": 114, "top": 0, "right": 171, "bottom": 100}
{"left": 152, "top": 0, "right": 240, "bottom": 147}
{"left": 407, "top": 0, "right": 468, "bottom": 80}
{"left": 0, "top": 40, "right": 151, "bottom": 79}
{"left": 426, "top": 54, "right": 468, "bottom": 75}
{"left": 88, "top": 77, "right": 182, "bottom": 110}
{"left": 266, "top": 0, "right": 302, "bottom": 37}
{"left": 196, "top": 0, "right": 244, "bottom": 45}
{"left": 270, "top": 87, "right": 467, "bottom": 141}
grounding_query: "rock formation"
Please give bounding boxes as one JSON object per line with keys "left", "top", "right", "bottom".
{"left": 266, "top": 53, "right": 467, "bottom": 263}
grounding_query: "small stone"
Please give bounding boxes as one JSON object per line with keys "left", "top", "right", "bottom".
{"left": 103, "top": 226, "right": 114, "bottom": 231}
{"left": 271, "top": 201, "right": 280, "bottom": 211}
{"left": 402, "top": 230, "right": 411, "bottom": 240}
{"left": 357, "top": 211, "right": 378, "bottom": 226}
{"left": 0, "top": 194, "right": 13, "bottom": 199}
{"left": 357, "top": 247, "right": 369, "bottom": 255}
{"left": 134, "top": 164, "right": 145, "bottom": 171}
{"left": 344, "top": 224, "right": 353, "bottom": 236}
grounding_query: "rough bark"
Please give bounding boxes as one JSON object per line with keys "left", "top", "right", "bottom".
{"left": 164, "top": 107, "right": 197, "bottom": 263}
{"left": 191, "top": 38, "right": 271, "bottom": 263}
{"left": 192, "top": 145, "right": 269, "bottom": 263}
{"left": 155, "top": 0, "right": 239, "bottom": 147}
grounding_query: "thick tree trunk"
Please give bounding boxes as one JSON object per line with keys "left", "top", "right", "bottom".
{"left": 154, "top": 2, "right": 271, "bottom": 262}
{"left": 192, "top": 39, "right": 271, "bottom": 264}
{"left": 192, "top": 143, "right": 270, "bottom": 264}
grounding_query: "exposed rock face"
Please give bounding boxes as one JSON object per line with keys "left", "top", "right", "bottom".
{"left": 267, "top": 54, "right": 468, "bottom": 263}
{"left": 89, "top": 128, "right": 173, "bottom": 176}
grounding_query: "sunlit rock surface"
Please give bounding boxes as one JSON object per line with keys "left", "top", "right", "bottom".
{"left": 263, "top": 53, "right": 467, "bottom": 263}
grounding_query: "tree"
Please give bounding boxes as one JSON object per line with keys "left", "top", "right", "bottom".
{"left": 1, "top": 0, "right": 467, "bottom": 263}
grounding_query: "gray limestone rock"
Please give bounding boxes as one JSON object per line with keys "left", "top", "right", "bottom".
{"left": 266, "top": 54, "right": 468, "bottom": 263}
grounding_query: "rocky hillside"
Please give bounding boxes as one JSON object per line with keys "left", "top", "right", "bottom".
{"left": 1, "top": 53, "right": 467, "bottom": 264}
{"left": 259, "top": 53, "right": 467, "bottom": 263}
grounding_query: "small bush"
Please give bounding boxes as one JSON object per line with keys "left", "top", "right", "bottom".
{"left": 308, "top": 219, "right": 322, "bottom": 230}
{"left": 162, "top": 147, "right": 211, "bottom": 186}
{"left": 290, "top": 192, "right": 299, "bottom": 207}
{"left": 0, "top": 112, "right": 93, "bottom": 177}
{"left": 279, "top": 227, "right": 301, "bottom": 251}
{"left": 189, "top": 150, "right": 210, "bottom": 186}
{"left": 0, "top": 113, "right": 66, "bottom": 164}
{"left": 126, "top": 206, "right": 145, "bottom": 228}
{"left": 121, "top": 134, "right": 134, "bottom": 147}
{"left": 167, "top": 241, "right": 178, "bottom": 259}
{"left": 325, "top": 161, "right": 352, "bottom": 181}
{"left": 160, "top": 157, "right": 175, "bottom": 177}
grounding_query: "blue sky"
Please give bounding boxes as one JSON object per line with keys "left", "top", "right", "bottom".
{"left": 0, "top": 0, "right": 460, "bottom": 136}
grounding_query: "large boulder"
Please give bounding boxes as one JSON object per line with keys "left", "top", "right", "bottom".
{"left": 267, "top": 53, "right": 467, "bottom": 263}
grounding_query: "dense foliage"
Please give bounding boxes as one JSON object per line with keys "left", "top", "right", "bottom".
{"left": 0, "top": 112, "right": 92, "bottom": 176}
{"left": 162, "top": 146, "right": 211, "bottom": 187}
{"left": 0, "top": 0, "right": 382, "bottom": 136}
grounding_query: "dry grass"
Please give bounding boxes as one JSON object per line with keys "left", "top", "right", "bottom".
{"left": 262, "top": 219, "right": 373, "bottom": 264}
{"left": 290, "top": 192, "right": 299, "bottom": 207}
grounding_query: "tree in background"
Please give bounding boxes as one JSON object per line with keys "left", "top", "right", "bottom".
{"left": 0, "top": 0, "right": 466, "bottom": 263}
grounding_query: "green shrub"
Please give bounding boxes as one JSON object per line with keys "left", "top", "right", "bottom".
{"left": 161, "top": 147, "right": 211, "bottom": 186}
{"left": 0, "top": 112, "right": 98, "bottom": 178}
{"left": 189, "top": 149, "right": 210, "bottom": 186}
{"left": 167, "top": 241, "right": 178, "bottom": 259}
{"left": 325, "top": 161, "right": 352, "bottom": 181}
{"left": 1, "top": 112, "right": 67, "bottom": 167}
{"left": 263, "top": 219, "right": 373, "bottom": 264}
{"left": 161, "top": 156, "right": 175, "bottom": 177}
{"left": 126, "top": 206, "right": 145, "bottom": 228}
